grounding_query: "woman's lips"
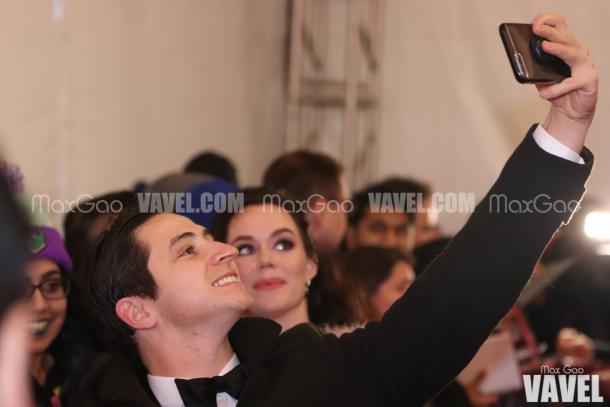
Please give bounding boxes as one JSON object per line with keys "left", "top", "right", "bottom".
{"left": 253, "top": 278, "right": 286, "bottom": 291}
{"left": 29, "top": 320, "right": 51, "bottom": 336}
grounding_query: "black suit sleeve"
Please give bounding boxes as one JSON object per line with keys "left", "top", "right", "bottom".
{"left": 334, "top": 125, "right": 593, "bottom": 406}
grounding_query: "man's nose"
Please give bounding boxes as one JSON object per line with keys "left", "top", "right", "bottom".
{"left": 210, "top": 242, "right": 238, "bottom": 265}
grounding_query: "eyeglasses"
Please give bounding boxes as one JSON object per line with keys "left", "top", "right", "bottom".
{"left": 28, "top": 277, "right": 71, "bottom": 301}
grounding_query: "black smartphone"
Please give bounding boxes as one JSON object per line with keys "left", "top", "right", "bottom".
{"left": 499, "top": 23, "right": 571, "bottom": 83}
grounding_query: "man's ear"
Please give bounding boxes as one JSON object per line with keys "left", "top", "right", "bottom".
{"left": 115, "top": 297, "right": 157, "bottom": 330}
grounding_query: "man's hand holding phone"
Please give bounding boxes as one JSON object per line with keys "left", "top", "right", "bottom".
{"left": 534, "top": 13, "right": 598, "bottom": 154}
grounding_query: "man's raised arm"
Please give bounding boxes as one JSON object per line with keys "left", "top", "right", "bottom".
{"left": 335, "top": 13, "right": 597, "bottom": 407}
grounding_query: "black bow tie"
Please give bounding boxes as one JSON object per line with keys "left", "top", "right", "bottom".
{"left": 174, "top": 363, "right": 250, "bottom": 407}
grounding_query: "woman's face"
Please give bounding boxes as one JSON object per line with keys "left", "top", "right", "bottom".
{"left": 370, "top": 261, "right": 415, "bottom": 319}
{"left": 226, "top": 205, "right": 317, "bottom": 321}
{"left": 26, "top": 259, "right": 68, "bottom": 356}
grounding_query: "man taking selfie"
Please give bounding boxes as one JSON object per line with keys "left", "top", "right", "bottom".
{"left": 73, "top": 14, "right": 597, "bottom": 407}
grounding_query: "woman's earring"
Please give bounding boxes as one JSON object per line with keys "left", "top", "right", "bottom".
{"left": 305, "top": 280, "right": 312, "bottom": 295}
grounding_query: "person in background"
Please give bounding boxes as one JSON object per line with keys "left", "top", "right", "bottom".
{"left": 347, "top": 177, "right": 443, "bottom": 253}
{"left": 347, "top": 176, "right": 451, "bottom": 276}
{"left": 185, "top": 150, "right": 239, "bottom": 185}
{"left": 143, "top": 172, "right": 213, "bottom": 194}
{"left": 0, "top": 169, "right": 32, "bottom": 407}
{"left": 63, "top": 191, "right": 138, "bottom": 275}
{"left": 383, "top": 177, "right": 440, "bottom": 248}
{"left": 213, "top": 187, "right": 356, "bottom": 331}
{"left": 0, "top": 162, "right": 30, "bottom": 317}
{"left": 347, "top": 178, "right": 417, "bottom": 255}
{"left": 263, "top": 150, "right": 349, "bottom": 256}
{"left": 62, "top": 191, "right": 138, "bottom": 354}
{"left": 342, "top": 246, "right": 415, "bottom": 321}
{"left": 340, "top": 244, "right": 487, "bottom": 407}
{"left": 524, "top": 203, "right": 610, "bottom": 357}
{"left": 138, "top": 150, "right": 237, "bottom": 194}
{"left": 182, "top": 180, "right": 241, "bottom": 230}
{"left": 26, "top": 226, "right": 73, "bottom": 407}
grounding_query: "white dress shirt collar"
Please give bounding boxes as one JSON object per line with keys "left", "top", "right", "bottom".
{"left": 147, "top": 353, "right": 240, "bottom": 407}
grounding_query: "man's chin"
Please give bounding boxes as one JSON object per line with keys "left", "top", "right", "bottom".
{"left": 232, "top": 293, "right": 254, "bottom": 312}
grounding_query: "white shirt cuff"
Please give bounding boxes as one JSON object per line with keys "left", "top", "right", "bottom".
{"left": 533, "top": 124, "right": 585, "bottom": 164}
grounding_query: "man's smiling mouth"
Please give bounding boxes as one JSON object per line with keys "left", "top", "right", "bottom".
{"left": 212, "top": 271, "right": 241, "bottom": 287}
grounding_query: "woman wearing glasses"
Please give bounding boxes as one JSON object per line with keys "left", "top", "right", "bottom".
{"left": 26, "top": 226, "right": 72, "bottom": 407}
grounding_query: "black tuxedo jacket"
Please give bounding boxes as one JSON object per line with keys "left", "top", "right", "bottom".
{"left": 68, "top": 126, "right": 593, "bottom": 407}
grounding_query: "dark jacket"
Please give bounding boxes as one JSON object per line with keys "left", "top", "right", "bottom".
{"left": 66, "top": 126, "right": 593, "bottom": 407}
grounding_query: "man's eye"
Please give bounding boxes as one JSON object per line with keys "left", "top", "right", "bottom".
{"left": 236, "top": 244, "right": 254, "bottom": 256}
{"left": 180, "top": 246, "right": 195, "bottom": 257}
{"left": 275, "top": 239, "right": 294, "bottom": 251}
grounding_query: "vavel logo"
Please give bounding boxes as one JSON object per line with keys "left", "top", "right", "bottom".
{"left": 523, "top": 365, "right": 604, "bottom": 403}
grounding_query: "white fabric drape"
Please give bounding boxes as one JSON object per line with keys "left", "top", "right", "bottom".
{"left": 0, "top": 0, "right": 287, "bottom": 226}
{"left": 1, "top": 1, "right": 608, "bottom": 232}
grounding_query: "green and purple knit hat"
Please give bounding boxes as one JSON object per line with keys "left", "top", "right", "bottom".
{"left": 29, "top": 226, "right": 73, "bottom": 274}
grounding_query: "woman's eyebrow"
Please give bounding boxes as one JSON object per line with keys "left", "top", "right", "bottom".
{"left": 41, "top": 270, "right": 61, "bottom": 279}
{"left": 230, "top": 228, "right": 295, "bottom": 244}
{"left": 230, "top": 235, "right": 254, "bottom": 244}
{"left": 270, "top": 228, "right": 295, "bottom": 239}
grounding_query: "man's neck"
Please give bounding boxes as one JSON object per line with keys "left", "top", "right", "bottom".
{"left": 140, "top": 325, "right": 235, "bottom": 378}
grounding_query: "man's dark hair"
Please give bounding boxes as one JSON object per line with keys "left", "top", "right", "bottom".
{"left": 78, "top": 210, "right": 158, "bottom": 357}
{"left": 262, "top": 150, "right": 344, "bottom": 202}
{"left": 381, "top": 177, "right": 431, "bottom": 198}
{"left": 348, "top": 177, "right": 430, "bottom": 227}
{"left": 185, "top": 151, "right": 238, "bottom": 185}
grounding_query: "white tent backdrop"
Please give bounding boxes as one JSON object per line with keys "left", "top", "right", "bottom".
{"left": 379, "top": 0, "right": 610, "bottom": 231}
{"left": 0, "top": 0, "right": 288, "bottom": 225}
{"left": 1, "top": 0, "right": 608, "bottom": 233}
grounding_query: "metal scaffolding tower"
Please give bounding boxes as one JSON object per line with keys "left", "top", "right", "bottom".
{"left": 285, "top": 0, "right": 384, "bottom": 188}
